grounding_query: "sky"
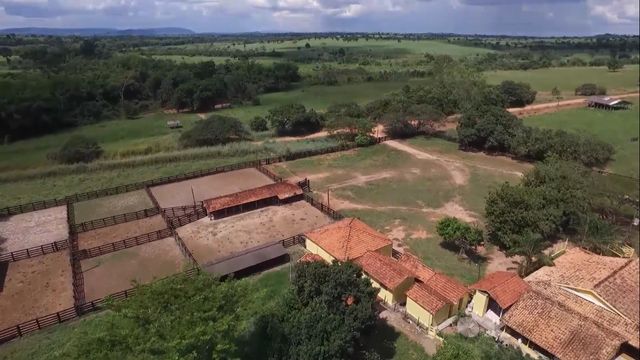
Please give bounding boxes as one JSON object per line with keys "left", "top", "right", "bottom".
{"left": 0, "top": 0, "right": 638, "bottom": 36}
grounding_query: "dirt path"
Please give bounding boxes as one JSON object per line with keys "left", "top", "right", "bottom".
{"left": 327, "top": 171, "right": 396, "bottom": 189}
{"left": 383, "top": 140, "right": 524, "bottom": 184}
{"left": 508, "top": 92, "right": 639, "bottom": 118}
{"left": 379, "top": 309, "right": 440, "bottom": 355}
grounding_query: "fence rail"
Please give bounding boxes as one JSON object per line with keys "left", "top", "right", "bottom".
{"left": 256, "top": 165, "right": 283, "bottom": 182}
{"left": 0, "top": 239, "right": 69, "bottom": 263}
{"left": 162, "top": 205, "right": 205, "bottom": 219}
{"left": 303, "top": 194, "right": 344, "bottom": 220}
{"left": 77, "top": 228, "right": 173, "bottom": 260}
{"left": 168, "top": 208, "right": 208, "bottom": 228}
{"left": 0, "top": 198, "right": 68, "bottom": 217}
{"left": 72, "top": 207, "right": 160, "bottom": 233}
{"left": 173, "top": 232, "right": 199, "bottom": 266}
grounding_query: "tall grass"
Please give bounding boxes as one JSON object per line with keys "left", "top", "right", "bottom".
{"left": 0, "top": 138, "right": 340, "bottom": 183}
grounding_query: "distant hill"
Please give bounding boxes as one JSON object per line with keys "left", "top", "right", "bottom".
{"left": 0, "top": 27, "right": 195, "bottom": 36}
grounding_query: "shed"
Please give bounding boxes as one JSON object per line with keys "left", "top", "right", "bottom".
{"left": 203, "top": 241, "right": 288, "bottom": 278}
{"left": 586, "top": 96, "right": 632, "bottom": 110}
{"left": 468, "top": 271, "right": 529, "bottom": 324}
{"left": 167, "top": 120, "right": 183, "bottom": 129}
{"left": 203, "top": 182, "right": 304, "bottom": 219}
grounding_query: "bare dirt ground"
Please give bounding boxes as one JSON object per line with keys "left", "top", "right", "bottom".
{"left": 177, "top": 201, "right": 333, "bottom": 266}
{"left": 508, "top": 92, "right": 640, "bottom": 118}
{"left": 379, "top": 310, "right": 440, "bottom": 355}
{"left": 0, "top": 252, "right": 74, "bottom": 329}
{"left": 73, "top": 190, "right": 154, "bottom": 224}
{"left": 77, "top": 215, "right": 167, "bottom": 250}
{"left": 0, "top": 206, "right": 68, "bottom": 254}
{"left": 150, "top": 168, "right": 274, "bottom": 208}
{"left": 81, "top": 237, "right": 187, "bottom": 301}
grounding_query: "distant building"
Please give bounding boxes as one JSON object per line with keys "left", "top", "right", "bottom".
{"left": 586, "top": 96, "right": 632, "bottom": 110}
{"left": 214, "top": 103, "right": 232, "bottom": 110}
{"left": 166, "top": 120, "right": 182, "bottom": 129}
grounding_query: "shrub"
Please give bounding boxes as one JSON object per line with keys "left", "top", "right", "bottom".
{"left": 497, "top": 80, "right": 536, "bottom": 108}
{"left": 55, "top": 135, "right": 103, "bottom": 164}
{"left": 574, "top": 83, "right": 607, "bottom": 96}
{"left": 266, "top": 103, "right": 325, "bottom": 136}
{"left": 436, "top": 217, "right": 483, "bottom": 252}
{"left": 249, "top": 116, "right": 269, "bottom": 132}
{"left": 179, "top": 115, "right": 249, "bottom": 148}
{"left": 355, "top": 134, "right": 375, "bottom": 147}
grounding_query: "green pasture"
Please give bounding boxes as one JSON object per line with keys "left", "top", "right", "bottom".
{"left": 73, "top": 190, "right": 154, "bottom": 223}
{"left": 524, "top": 102, "right": 640, "bottom": 178}
{"left": 485, "top": 65, "right": 640, "bottom": 99}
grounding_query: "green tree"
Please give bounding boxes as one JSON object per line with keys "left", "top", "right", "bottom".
{"left": 325, "top": 103, "right": 373, "bottom": 141}
{"left": 266, "top": 103, "right": 325, "bottom": 136}
{"left": 249, "top": 116, "right": 269, "bottom": 132}
{"left": 497, "top": 80, "right": 537, "bottom": 108}
{"left": 551, "top": 86, "right": 562, "bottom": 106}
{"left": 179, "top": 115, "right": 249, "bottom": 147}
{"left": 0, "top": 46, "right": 12, "bottom": 63}
{"left": 55, "top": 135, "right": 103, "bottom": 164}
{"left": 457, "top": 105, "right": 522, "bottom": 153}
{"left": 252, "top": 261, "right": 378, "bottom": 360}
{"left": 434, "top": 334, "right": 530, "bottom": 360}
{"left": 607, "top": 57, "right": 623, "bottom": 72}
{"left": 436, "top": 217, "right": 484, "bottom": 254}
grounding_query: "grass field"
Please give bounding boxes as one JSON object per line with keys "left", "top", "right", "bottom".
{"left": 485, "top": 65, "right": 640, "bottom": 102}
{"left": 525, "top": 101, "right": 640, "bottom": 178}
{"left": 269, "top": 139, "right": 527, "bottom": 284}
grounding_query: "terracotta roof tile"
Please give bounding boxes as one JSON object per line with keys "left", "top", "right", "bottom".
{"left": 469, "top": 271, "right": 529, "bottom": 309}
{"left": 397, "top": 252, "right": 436, "bottom": 282}
{"left": 297, "top": 253, "right": 325, "bottom": 263}
{"left": 203, "top": 182, "right": 302, "bottom": 213}
{"left": 355, "top": 251, "right": 414, "bottom": 290}
{"left": 593, "top": 259, "right": 639, "bottom": 324}
{"left": 503, "top": 288, "right": 626, "bottom": 360}
{"left": 424, "top": 273, "right": 469, "bottom": 304}
{"left": 304, "top": 218, "right": 392, "bottom": 261}
{"left": 407, "top": 283, "right": 448, "bottom": 314}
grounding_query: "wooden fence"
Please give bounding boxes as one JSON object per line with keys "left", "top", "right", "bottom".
{"left": 303, "top": 194, "right": 344, "bottom": 220}
{"left": 0, "top": 198, "right": 67, "bottom": 217}
{"left": 256, "top": 165, "right": 283, "bottom": 182}
{"left": 0, "top": 239, "right": 69, "bottom": 263}
{"left": 168, "top": 208, "right": 208, "bottom": 228}
{"left": 162, "top": 205, "right": 205, "bottom": 219}
{"left": 173, "top": 232, "right": 199, "bottom": 266}
{"left": 72, "top": 207, "right": 160, "bottom": 233}
{"left": 76, "top": 228, "right": 173, "bottom": 260}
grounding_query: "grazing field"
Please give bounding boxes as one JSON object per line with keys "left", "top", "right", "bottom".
{"left": 150, "top": 168, "right": 273, "bottom": 208}
{"left": 0, "top": 206, "right": 68, "bottom": 253}
{"left": 177, "top": 201, "right": 333, "bottom": 266}
{"left": 77, "top": 215, "right": 167, "bottom": 250}
{"left": 485, "top": 65, "right": 640, "bottom": 102}
{"left": 0, "top": 252, "right": 74, "bottom": 330}
{"left": 80, "top": 237, "right": 188, "bottom": 301}
{"left": 524, "top": 101, "right": 640, "bottom": 178}
{"left": 269, "top": 139, "right": 528, "bottom": 284}
{"left": 72, "top": 190, "right": 154, "bottom": 223}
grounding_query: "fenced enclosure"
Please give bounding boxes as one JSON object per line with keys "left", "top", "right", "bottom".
{"left": 72, "top": 207, "right": 161, "bottom": 233}
{"left": 256, "top": 165, "right": 284, "bottom": 182}
{"left": 303, "top": 193, "right": 344, "bottom": 220}
{"left": 0, "top": 239, "right": 69, "bottom": 263}
{"left": 76, "top": 228, "right": 173, "bottom": 260}
{"left": 168, "top": 208, "right": 208, "bottom": 228}
{"left": 162, "top": 205, "right": 205, "bottom": 219}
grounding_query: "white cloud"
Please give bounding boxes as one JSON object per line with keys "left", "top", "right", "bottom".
{"left": 587, "top": 0, "right": 639, "bottom": 24}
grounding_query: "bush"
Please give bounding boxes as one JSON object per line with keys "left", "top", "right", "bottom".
{"left": 249, "top": 116, "right": 269, "bottom": 132}
{"left": 355, "top": 134, "right": 375, "bottom": 147}
{"left": 457, "top": 105, "right": 522, "bottom": 153}
{"left": 436, "top": 217, "right": 483, "bottom": 251}
{"left": 55, "top": 135, "right": 103, "bottom": 164}
{"left": 574, "top": 83, "right": 607, "bottom": 96}
{"left": 179, "top": 115, "right": 249, "bottom": 148}
{"left": 497, "top": 80, "right": 537, "bottom": 108}
{"left": 266, "top": 103, "right": 325, "bottom": 136}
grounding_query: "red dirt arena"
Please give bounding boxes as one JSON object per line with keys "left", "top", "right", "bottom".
{"left": 77, "top": 215, "right": 167, "bottom": 250}
{"left": 0, "top": 206, "right": 68, "bottom": 254}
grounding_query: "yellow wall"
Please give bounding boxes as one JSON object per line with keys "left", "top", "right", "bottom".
{"left": 305, "top": 238, "right": 336, "bottom": 263}
{"left": 369, "top": 277, "right": 396, "bottom": 305}
{"left": 433, "top": 304, "right": 450, "bottom": 325}
{"left": 406, "top": 297, "right": 434, "bottom": 328}
{"left": 472, "top": 291, "right": 489, "bottom": 316}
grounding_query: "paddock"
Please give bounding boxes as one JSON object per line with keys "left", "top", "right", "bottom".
{"left": 0, "top": 252, "right": 74, "bottom": 329}
{"left": 149, "top": 168, "right": 274, "bottom": 208}
{"left": 176, "top": 201, "right": 333, "bottom": 266}
{"left": 80, "top": 237, "right": 188, "bottom": 302}
{"left": 73, "top": 190, "right": 154, "bottom": 224}
{"left": 0, "top": 206, "right": 68, "bottom": 254}
{"left": 77, "top": 215, "right": 167, "bottom": 250}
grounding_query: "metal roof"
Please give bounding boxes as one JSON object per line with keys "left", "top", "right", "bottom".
{"left": 203, "top": 241, "right": 287, "bottom": 276}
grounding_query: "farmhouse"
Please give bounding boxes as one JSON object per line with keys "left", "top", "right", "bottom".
{"left": 203, "top": 182, "right": 304, "bottom": 219}
{"left": 467, "top": 271, "right": 529, "bottom": 334}
{"left": 500, "top": 248, "right": 639, "bottom": 360}
{"left": 303, "top": 218, "right": 393, "bottom": 263}
{"left": 355, "top": 251, "right": 415, "bottom": 305}
{"left": 586, "top": 96, "right": 632, "bottom": 110}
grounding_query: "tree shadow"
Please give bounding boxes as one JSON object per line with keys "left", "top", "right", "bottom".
{"left": 439, "top": 241, "right": 489, "bottom": 265}
{"left": 355, "top": 319, "right": 400, "bottom": 359}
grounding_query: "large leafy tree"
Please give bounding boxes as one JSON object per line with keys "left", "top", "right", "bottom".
{"left": 496, "top": 80, "right": 537, "bottom": 108}
{"left": 266, "top": 103, "right": 325, "bottom": 136}
{"left": 436, "top": 217, "right": 483, "bottom": 254}
{"left": 434, "top": 334, "right": 530, "bottom": 360}
{"left": 325, "top": 102, "right": 373, "bottom": 141}
{"left": 457, "top": 105, "right": 522, "bottom": 153}
{"left": 179, "top": 115, "right": 249, "bottom": 147}
{"left": 252, "top": 261, "right": 378, "bottom": 360}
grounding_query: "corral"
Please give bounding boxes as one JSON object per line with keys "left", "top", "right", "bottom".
{"left": 149, "top": 168, "right": 274, "bottom": 208}
{"left": 73, "top": 190, "right": 154, "bottom": 224}
{"left": 0, "top": 206, "right": 68, "bottom": 254}
{"left": 177, "top": 201, "right": 333, "bottom": 266}
{"left": 203, "top": 182, "right": 304, "bottom": 219}
{"left": 76, "top": 215, "right": 167, "bottom": 250}
{"left": 80, "top": 237, "right": 188, "bottom": 302}
{"left": 0, "top": 252, "right": 74, "bottom": 330}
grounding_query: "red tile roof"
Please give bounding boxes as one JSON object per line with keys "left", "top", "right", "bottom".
{"left": 396, "top": 252, "right": 435, "bottom": 282}
{"left": 593, "top": 258, "right": 639, "bottom": 324}
{"left": 469, "top": 271, "right": 529, "bottom": 309}
{"left": 406, "top": 283, "right": 448, "bottom": 314}
{"left": 355, "top": 251, "right": 414, "bottom": 290}
{"left": 297, "top": 253, "right": 325, "bottom": 263}
{"left": 304, "top": 218, "right": 392, "bottom": 261}
{"left": 203, "top": 182, "right": 302, "bottom": 213}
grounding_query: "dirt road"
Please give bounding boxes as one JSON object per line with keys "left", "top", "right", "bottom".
{"left": 508, "top": 92, "right": 639, "bottom": 118}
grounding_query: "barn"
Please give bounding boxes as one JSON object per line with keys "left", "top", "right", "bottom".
{"left": 203, "top": 182, "right": 304, "bottom": 219}
{"left": 586, "top": 96, "right": 632, "bottom": 110}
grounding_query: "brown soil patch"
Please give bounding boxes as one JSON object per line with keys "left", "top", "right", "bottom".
{"left": 81, "top": 237, "right": 187, "bottom": 301}
{"left": 328, "top": 171, "right": 396, "bottom": 189}
{"left": 0, "top": 206, "right": 68, "bottom": 254}
{"left": 177, "top": 201, "right": 333, "bottom": 265}
{"left": 509, "top": 92, "right": 639, "bottom": 118}
{"left": 425, "top": 201, "right": 478, "bottom": 223}
{"left": 410, "top": 230, "right": 429, "bottom": 239}
{"left": 73, "top": 190, "right": 153, "bottom": 224}
{"left": 0, "top": 252, "right": 74, "bottom": 329}
{"left": 482, "top": 247, "right": 521, "bottom": 274}
{"left": 150, "top": 168, "right": 274, "bottom": 208}
{"left": 77, "top": 215, "right": 167, "bottom": 250}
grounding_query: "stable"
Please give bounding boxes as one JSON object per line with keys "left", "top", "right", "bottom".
{"left": 586, "top": 96, "right": 632, "bottom": 110}
{"left": 203, "top": 182, "right": 304, "bottom": 219}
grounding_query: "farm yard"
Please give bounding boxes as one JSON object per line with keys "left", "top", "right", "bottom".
{"left": 80, "top": 237, "right": 188, "bottom": 302}
{"left": 0, "top": 252, "right": 74, "bottom": 330}
{"left": 0, "top": 206, "right": 68, "bottom": 253}
{"left": 150, "top": 168, "right": 274, "bottom": 208}
{"left": 76, "top": 215, "right": 167, "bottom": 250}
{"left": 177, "top": 201, "right": 332, "bottom": 265}
{"left": 72, "top": 190, "right": 154, "bottom": 224}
